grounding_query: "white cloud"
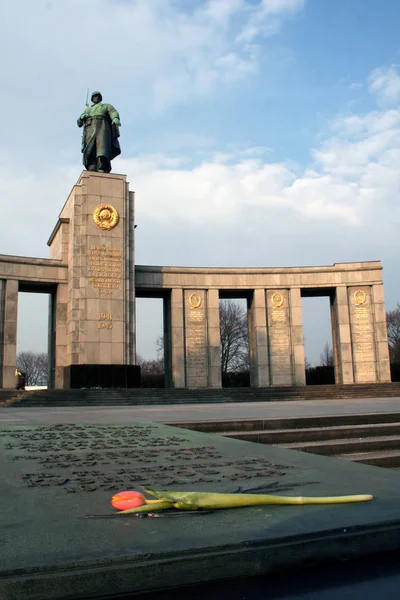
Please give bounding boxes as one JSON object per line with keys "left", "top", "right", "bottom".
{"left": 117, "top": 92, "right": 400, "bottom": 230}
{"left": 0, "top": 0, "right": 304, "bottom": 121}
{"left": 4, "top": 61, "right": 400, "bottom": 264}
{"left": 348, "top": 82, "right": 363, "bottom": 91}
{"left": 368, "top": 64, "right": 400, "bottom": 105}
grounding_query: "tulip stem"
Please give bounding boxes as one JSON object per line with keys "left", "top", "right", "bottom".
{"left": 118, "top": 501, "right": 173, "bottom": 514}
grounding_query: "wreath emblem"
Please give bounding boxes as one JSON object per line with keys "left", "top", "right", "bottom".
{"left": 93, "top": 204, "right": 119, "bottom": 231}
{"left": 271, "top": 292, "right": 284, "bottom": 308}
{"left": 189, "top": 293, "right": 202, "bottom": 309}
{"left": 354, "top": 290, "right": 367, "bottom": 306}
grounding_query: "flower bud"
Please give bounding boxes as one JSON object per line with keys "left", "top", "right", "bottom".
{"left": 111, "top": 490, "right": 145, "bottom": 510}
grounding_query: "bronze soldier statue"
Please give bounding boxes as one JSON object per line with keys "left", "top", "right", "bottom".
{"left": 77, "top": 91, "right": 121, "bottom": 173}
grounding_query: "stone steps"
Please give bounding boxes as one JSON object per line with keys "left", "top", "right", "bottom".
{"left": 174, "top": 413, "right": 400, "bottom": 432}
{"left": 218, "top": 423, "right": 400, "bottom": 444}
{"left": 335, "top": 450, "right": 400, "bottom": 468}
{"left": 172, "top": 413, "right": 400, "bottom": 470}
{"left": 5, "top": 382, "right": 400, "bottom": 407}
{"left": 280, "top": 435, "right": 400, "bottom": 456}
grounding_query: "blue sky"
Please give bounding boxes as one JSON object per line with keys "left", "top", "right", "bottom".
{"left": 2, "top": 0, "right": 400, "bottom": 365}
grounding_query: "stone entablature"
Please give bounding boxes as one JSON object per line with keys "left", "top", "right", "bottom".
{"left": 0, "top": 172, "right": 392, "bottom": 389}
{"left": 135, "top": 262, "right": 383, "bottom": 290}
{"left": 0, "top": 256, "right": 67, "bottom": 285}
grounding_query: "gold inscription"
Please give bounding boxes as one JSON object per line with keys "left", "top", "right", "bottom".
{"left": 98, "top": 313, "right": 112, "bottom": 320}
{"left": 89, "top": 245, "right": 122, "bottom": 294}
{"left": 98, "top": 312, "right": 113, "bottom": 330}
{"left": 269, "top": 299, "right": 290, "bottom": 368}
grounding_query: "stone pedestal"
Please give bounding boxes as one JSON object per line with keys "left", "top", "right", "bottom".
{"left": 48, "top": 172, "right": 136, "bottom": 385}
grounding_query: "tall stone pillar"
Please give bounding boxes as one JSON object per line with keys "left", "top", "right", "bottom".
{"left": 184, "top": 289, "right": 209, "bottom": 388}
{"left": 372, "top": 284, "right": 391, "bottom": 382}
{"left": 331, "top": 287, "right": 354, "bottom": 384}
{"left": 0, "top": 279, "right": 18, "bottom": 388}
{"left": 0, "top": 280, "right": 4, "bottom": 387}
{"left": 248, "top": 289, "right": 269, "bottom": 387}
{"left": 168, "top": 288, "right": 185, "bottom": 388}
{"left": 207, "top": 289, "right": 222, "bottom": 388}
{"left": 289, "top": 288, "right": 306, "bottom": 385}
{"left": 348, "top": 286, "right": 378, "bottom": 383}
{"left": 266, "top": 289, "right": 293, "bottom": 386}
{"left": 54, "top": 283, "right": 68, "bottom": 388}
{"left": 48, "top": 172, "right": 136, "bottom": 384}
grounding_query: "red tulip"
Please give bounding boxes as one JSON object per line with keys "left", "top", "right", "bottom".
{"left": 111, "top": 490, "right": 145, "bottom": 510}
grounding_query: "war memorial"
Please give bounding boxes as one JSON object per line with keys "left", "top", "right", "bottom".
{"left": 0, "top": 91, "right": 392, "bottom": 391}
{"left": 2, "top": 93, "right": 400, "bottom": 600}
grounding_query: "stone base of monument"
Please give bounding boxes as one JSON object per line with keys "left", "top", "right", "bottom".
{"left": 2, "top": 423, "right": 400, "bottom": 599}
{"left": 64, "top": 364, "right": 141, "bottom": 389}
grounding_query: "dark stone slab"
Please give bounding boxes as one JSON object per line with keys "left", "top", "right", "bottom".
{"left": 2, "top": 422, "right": 400, "bottom": 599}
{"left": 64, "top": 364, "right": 141, "bottom": 388}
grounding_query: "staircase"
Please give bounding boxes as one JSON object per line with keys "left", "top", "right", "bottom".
{"left": 3, "top": 382, "right": 400, "bottom": 407}
{"left": 172, "top": 413, "right": 400, "bottom": 469}
{"left": 3, "top": 386, "right": 400, "bottom": 469}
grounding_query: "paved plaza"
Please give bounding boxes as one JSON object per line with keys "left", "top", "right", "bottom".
{"left": 1, "top": 396, "right": 400, "bottom": 426}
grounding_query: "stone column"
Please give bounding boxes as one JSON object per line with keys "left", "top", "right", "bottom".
{"left": 248, "top": 289, "right": 269, "bottom": 387}
{"left": 348, "top": 286, "right": 377, "bottom": 383}
{"left": 266, "top": 289, "right": 293, "bottom": 386}
{"left": 289, "top": 288, "right": 306, "bottom": 385}
{"left": 184, "top": 289, "right": 209, "bottom": 388}
{"left": 372, "top": 284, "right": 391, "bottom": 382}
{"left": 207, "top": 289, "right": 222, "bottom": 388}
{"left": 124, "top": 189, "right": 136, "bottom": 365}
{"left": 48, "top": 172, "right": 135, "bottom": 372}
{"left": 54, "top": 283, "right": 68, "bottom": 388}
{"left": 0, "top": 280, "right": 4, "bottom": 387}
{"left": 168, "top": 288, "right": 185, "bottom": 388}
{"left": 1, "top": 279, "right": 18, "bottom": 388}
{"left": 331, "top": 287, "right": 354, "bottom": 384}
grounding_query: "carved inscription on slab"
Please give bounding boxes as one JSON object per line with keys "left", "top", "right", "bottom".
{"left": 0, "top": 424, "right": 294, "bottom": 494}
{"left": 89, "top": 245, "right": 122, "bottom": 294}
{"left": 185, "top": 291, "right": 208, "bottom": 386}
{"left": 349, "top": 287, "right": 377, "bottom": 381}
{"left": 267, "top": 290, "right": 292, "bottom": 382}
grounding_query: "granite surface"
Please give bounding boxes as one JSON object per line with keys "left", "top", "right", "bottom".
{"left": 2, "top": 422, "right": 400, "bottom": 599}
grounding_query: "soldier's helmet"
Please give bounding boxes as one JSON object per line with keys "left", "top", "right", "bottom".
{"left": 91, "top": 91, "right": 102, "bottom": 102}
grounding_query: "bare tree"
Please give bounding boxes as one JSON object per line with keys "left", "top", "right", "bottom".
{"left": 139, "top": 301, "right": 250, "bottom": 377}
{"left": 220, "top": 300, "right": 249, "bottom": 374}
{"left": 155, "top": 335, "right": 164, "bottom": 360}
{"left": 319, "top": 342, "right": 334, "bottom": 367}
{"left": 136, "top": 354, "right": 164, "bottom": 374}
{"left": 16, "top": 352, "right": 48, "bottom": 386}
{"left": 387, "top": 304, "right": 400, "bottom": 363}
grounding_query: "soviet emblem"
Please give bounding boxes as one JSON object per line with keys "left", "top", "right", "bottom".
{"left": 93, "top": 204, "right": 119, "bottom": 231}
{"left": 354, "top": 290, "right": 367, "bottom": 306}
{"left": 271, "top": 292, "right": 284, "bottom": 308}
{"left": 189, "top": 293, "right": 202, "bottom": 309}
